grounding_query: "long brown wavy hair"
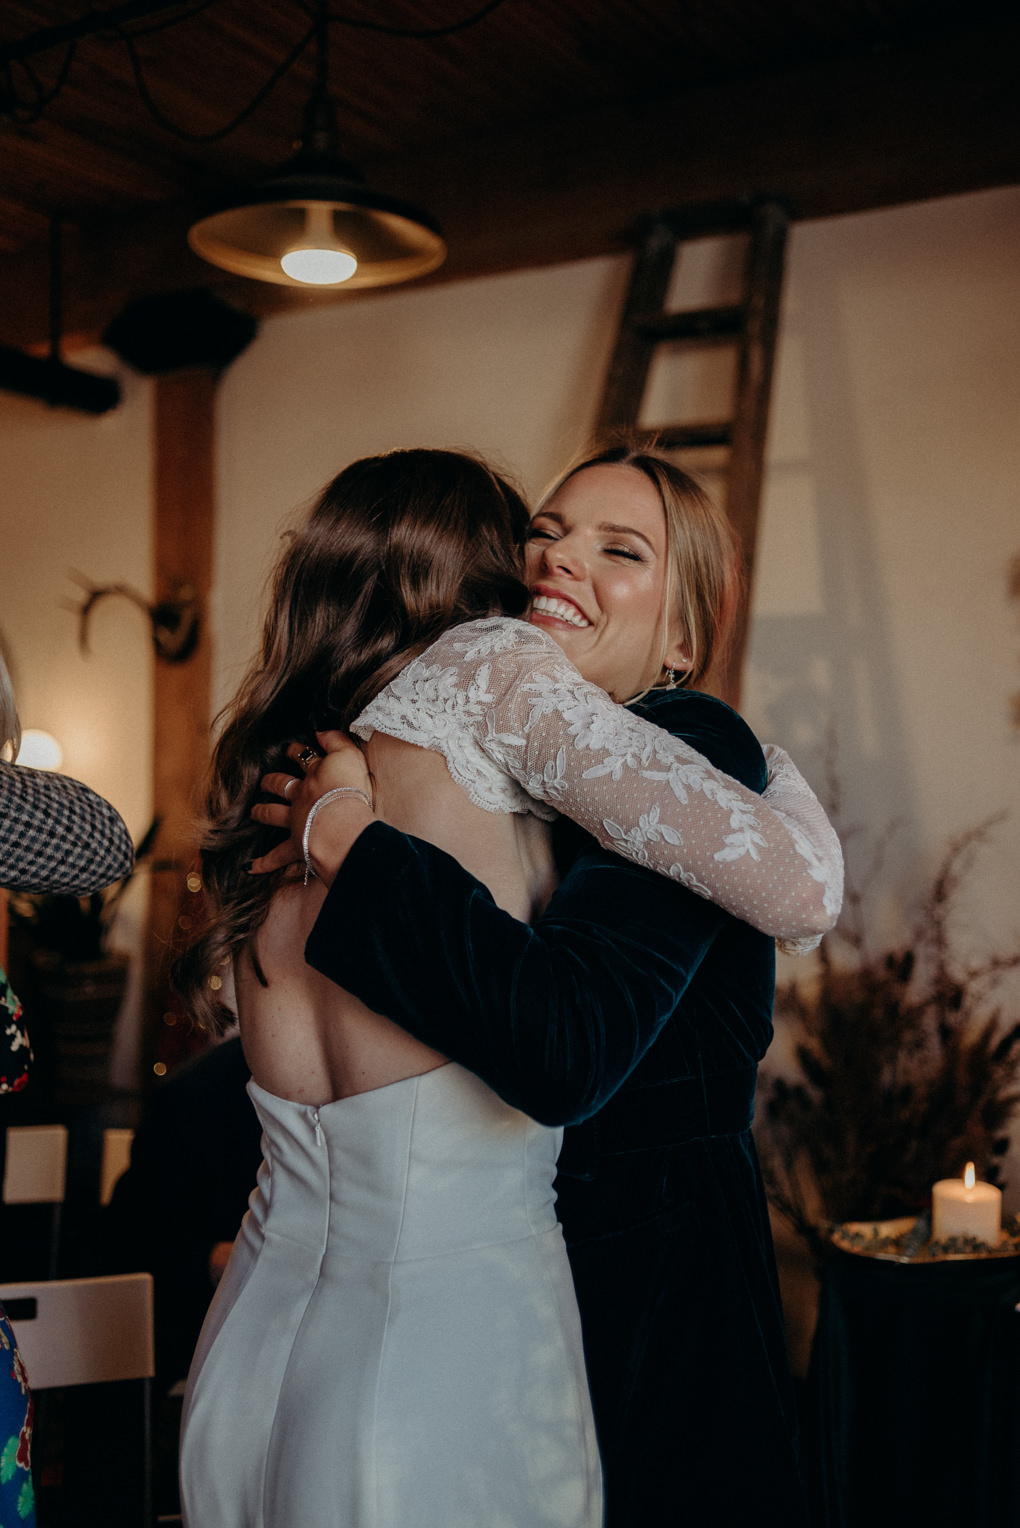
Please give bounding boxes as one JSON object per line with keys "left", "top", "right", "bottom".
{"left": 174, "top": 448, "right": 530, "bottom": 1033}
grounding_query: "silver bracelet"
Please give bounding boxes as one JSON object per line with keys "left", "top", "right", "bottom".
{"left": 302, "top": 787, "right": 373, "bottom": 885}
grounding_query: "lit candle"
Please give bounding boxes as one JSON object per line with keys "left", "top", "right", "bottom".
{"left": 931, "top": 1161, "right": 1002, "bottom": 1244}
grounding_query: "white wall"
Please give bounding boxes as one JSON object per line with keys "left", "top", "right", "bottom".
{"left": 214, "top": 183, "right": 1020, "bottom": 1202}
{"left": 2, "top": 186, "right": 1017, "bottom": 1188}
{"left": 0, "top": 365, "right": 153, "bottom": 826}
{"left": 211, "top": 256, "right": 631, "bottom": 715}
{"left": 0, "top": 359, "right": 154, "bottom": 1086}
{"left": 748, "top": 188, "right": 1020, "bottom": 1210}
{"left": 747, "top": 189, "right": 1020, "bottom": 962}
{"left": 217, "top": 186, "right": 1020, "bottom": 955}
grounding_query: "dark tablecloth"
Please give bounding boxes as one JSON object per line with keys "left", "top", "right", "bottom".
{"left": 807, "top": 1250, "right": 1020, "bottom": 1527}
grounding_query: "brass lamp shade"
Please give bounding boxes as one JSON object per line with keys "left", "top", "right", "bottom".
{"left": 188, "top": 167, "right": 446, "bottom": 290}
{"left": 189, "top": 85, "right": 446, "bottom": 290}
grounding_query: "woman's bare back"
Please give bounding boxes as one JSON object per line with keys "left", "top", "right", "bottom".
{"left": 237, "top": 733, "right": 556, "bottom": 1106}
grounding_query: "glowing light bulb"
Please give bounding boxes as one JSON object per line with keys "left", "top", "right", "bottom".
{"left": 281, "top": 247, "right": 358, "bottom": 283}
{"left": 17, "top": 729, "right": 63, "bottom": 771}
{"left": 280, "top": 205, "right": 358, "bottom": 285}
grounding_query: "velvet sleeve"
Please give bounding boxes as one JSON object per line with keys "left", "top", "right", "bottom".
{"left": 306, "top": 692, "right": 762, "bottom": 1125}
{"left": 308, "top": 826, "right": 725, "bottom": 1125}
{"left": 353, "top": 618, "right": 842, "bottom": 939}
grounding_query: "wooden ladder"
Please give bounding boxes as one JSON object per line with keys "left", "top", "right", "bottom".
{"left": 596, "top": 198, "right": 789, "bottom": 705}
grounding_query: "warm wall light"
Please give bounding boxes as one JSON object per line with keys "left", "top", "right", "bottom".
{"left": 17, "top": 730, "right": 63, "bottom": 771}
{"left": 188, "top": 83, "right": 445, "bottom": 291}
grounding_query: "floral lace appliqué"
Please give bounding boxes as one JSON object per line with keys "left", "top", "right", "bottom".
{"left": 354, "top": 617, "right": 843, "bottom": 943}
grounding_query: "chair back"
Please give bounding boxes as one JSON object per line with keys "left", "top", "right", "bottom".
{"left": 1, "top": 1272, "right": 156, "bottom": 1523}
{"left": 100, "top": 1127, "right": 135, "bottom": 1206}
{"left": 0, "top": 1272, "right": 155, "bottom": 1389}
{"left": 3, "top": 1124, "right": 68, "bottom": 1205}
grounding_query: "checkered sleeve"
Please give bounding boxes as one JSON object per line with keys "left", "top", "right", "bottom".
{"left": 0, "top": 760, "right": 135, "bottom": 894}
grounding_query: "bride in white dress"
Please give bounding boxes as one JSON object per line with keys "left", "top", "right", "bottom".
{"left": 175, "top": 449, "right": 840, "bottom": 1528}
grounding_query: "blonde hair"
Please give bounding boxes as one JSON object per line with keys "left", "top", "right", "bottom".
{"left": 0, "top": 655, "right": 20, "bottom": 759}
{"left": 537, "top": 441, "right": 740, "bottom": 690}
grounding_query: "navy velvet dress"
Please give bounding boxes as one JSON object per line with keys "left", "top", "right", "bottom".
{"left": 305, "top": 689, "right": 809, "bottom": 1527}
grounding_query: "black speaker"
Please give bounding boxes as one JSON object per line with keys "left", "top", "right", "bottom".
{"left": 103, "top": 289, "right": 258, "bottom": 375}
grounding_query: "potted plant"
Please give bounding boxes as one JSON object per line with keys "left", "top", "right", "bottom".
{"left": 758, "top": 816, "right": 1020, "bottom": 1265}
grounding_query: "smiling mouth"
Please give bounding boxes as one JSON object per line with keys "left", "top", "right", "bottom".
{"left": 530, "top": 593, "right": 592, "bottom": 629}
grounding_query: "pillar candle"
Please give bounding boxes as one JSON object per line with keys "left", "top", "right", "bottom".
{"left": 931, "top": 1161, "right": 1001, "bottom": 1244}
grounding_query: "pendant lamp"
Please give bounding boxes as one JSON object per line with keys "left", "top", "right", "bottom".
{"left": 188, "top": 86, "right": 445, "bottom": 291}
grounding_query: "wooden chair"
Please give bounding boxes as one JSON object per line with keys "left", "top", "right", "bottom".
{"left": 3, "top": 1123, "right": 68, "bottom": 1278}
{"left": 0, "top": 1272, "right": 156, "bottom": 1525}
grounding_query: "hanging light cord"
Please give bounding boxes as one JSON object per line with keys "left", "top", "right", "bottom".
{"left": 0, "top": 0, "right": 510, "bottom": 139}
{"left": 122, "top": 21, "right": 317, "bottom": 143}
{"left": 309, "top": 0, "right": 508, "bottom": 40}
{"left": 1, "top": 44, "right": 78, "bottom": 125}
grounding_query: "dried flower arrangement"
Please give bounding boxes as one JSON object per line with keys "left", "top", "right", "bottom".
{"left": 758, "top": 814, "right": 1020, "bottom": 1264}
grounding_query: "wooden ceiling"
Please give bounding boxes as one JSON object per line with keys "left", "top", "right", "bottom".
{"left": 1, "top": 0, "right": 1017, "bottom": 352}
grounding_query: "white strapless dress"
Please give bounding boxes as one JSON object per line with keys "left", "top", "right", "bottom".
{"left": 180, "top": 1062, "right": 603, "bottom": 1528}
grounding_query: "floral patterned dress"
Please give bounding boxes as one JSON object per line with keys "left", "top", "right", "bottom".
{"left": 1, "top": 964, "right": 35, "bottom": 1526}
{"left": 0, "top": 759, "right": 132, "bottom": 1528}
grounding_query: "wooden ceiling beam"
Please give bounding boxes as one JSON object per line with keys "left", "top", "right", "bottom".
{"left": 409, "top": 19, "right": 1019, "bottom": 280}
{"left": 0, "top": 18, "right": 1015, "bottom": 353}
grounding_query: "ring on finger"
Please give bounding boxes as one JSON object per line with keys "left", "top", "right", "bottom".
{"left": 297, "top": 745, "right": 320, "bottom": 766}
{"left": 283, "top": 777, "right": 298, "bottom": 798}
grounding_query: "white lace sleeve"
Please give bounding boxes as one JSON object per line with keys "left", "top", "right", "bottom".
{"left": 354, "top": 617, "right": 843, "bottom": 942}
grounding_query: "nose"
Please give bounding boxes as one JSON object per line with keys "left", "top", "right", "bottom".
{"left": 535, "top": 532, "right": 584, "bottom": 580}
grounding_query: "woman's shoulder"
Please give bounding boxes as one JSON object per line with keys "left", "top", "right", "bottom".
{"left": 351, "top": 616, "right": 558, "bottom": 819}
{"left": 417, "top": 615, "right": 557, "bottom": 664}
{"left": 630, "top": 688, "right": 766, "bottom": 792}
{"left": 358, "top": 617, "right": 571, "bottom": 719}
{"left": 355, "top": 616, "right": 553, "bottom": 728}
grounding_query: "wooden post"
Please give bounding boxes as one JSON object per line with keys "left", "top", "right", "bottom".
{"left": 144, "top": 369, "right": 217, "bottom": 1082}
{"left": 719, "top": 202, "right": 788, "bottom": 706}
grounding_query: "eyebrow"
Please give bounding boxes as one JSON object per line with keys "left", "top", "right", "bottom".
{"left": 532, "top": 509, "right": 657, "bottom": 553}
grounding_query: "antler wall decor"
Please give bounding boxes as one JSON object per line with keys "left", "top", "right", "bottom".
{"left": 67, "top": 573, "right": 200, "bottom": 664}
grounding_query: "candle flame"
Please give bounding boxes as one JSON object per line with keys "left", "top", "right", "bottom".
{"left": 964, "top": 1162, "right": 976, "bottom": 1190}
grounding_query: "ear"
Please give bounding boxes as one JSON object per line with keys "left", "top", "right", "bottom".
{"left": 662, "top": 635, "right": 692, "bottom": 675}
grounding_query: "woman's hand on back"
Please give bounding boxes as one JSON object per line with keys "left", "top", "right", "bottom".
{"left": 249, "top": 731, "right": 375, "bottom": 885}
